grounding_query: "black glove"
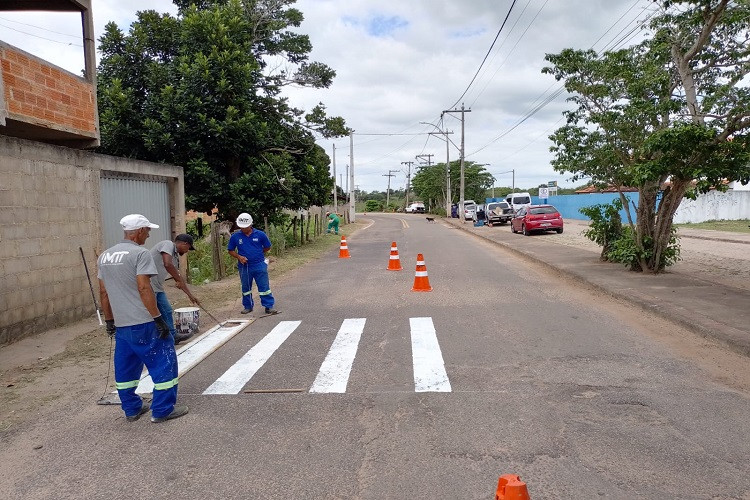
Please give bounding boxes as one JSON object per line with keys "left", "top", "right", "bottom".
{"left": 154, "top": 315, "right": 171, "bottom": 340}
{"left": 105, "top": 319, "right": 116, "bottom": 338}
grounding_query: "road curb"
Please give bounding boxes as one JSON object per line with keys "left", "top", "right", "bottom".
{"left": 447, "top": 218, "right": 750, "bottom": 357}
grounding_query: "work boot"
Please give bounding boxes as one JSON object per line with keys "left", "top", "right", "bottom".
{"left": 264, "top": 307, "right": 280, "bottom": 315}
{"left": 174, "top": 332, "right": 193, "bottom": 345}
{"left": 241, "top": 308, "right": 253, "bottom": 314}
{"left": 126, "top": 403, "right": 150, "bottom": 422}
{"left": 150, "top": 405, "right": 189, "bottom": 423}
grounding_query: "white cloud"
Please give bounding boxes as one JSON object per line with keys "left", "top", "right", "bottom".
{"left": 0, "top": 0, "right": 654, "bottom": 193}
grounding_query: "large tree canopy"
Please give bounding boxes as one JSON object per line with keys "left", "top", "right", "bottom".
{"left": 544, "top": 0, "right": 750, "bottom": 272}
{"left": 411, "top": 161, "right": 493, "bottom": 210}
{"left": 97, "top": 0, "right": 348, "bottom": 222}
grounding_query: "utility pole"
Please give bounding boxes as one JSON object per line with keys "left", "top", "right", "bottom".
{"left": 423, "top": 122, "right": 454, "bottom": 217}
{"left": 332, "top": 144, "right": 337, "bottom": 214}
{"left": 349, "top": 131, "right": 355, "bottom": 222}
{"left": 443, "top": 104, "right": 471, "bottom": 222}
{"left": 415, "top": 154, "right": 433, "bottom": 166}
{"left": 383, "top": 169, "right": 398, "bottom": 209}
{"left": 401, "top": 160, "right": 415, "bottom": 207}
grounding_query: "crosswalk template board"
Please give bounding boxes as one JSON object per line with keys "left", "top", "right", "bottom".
{"left": 200, "top": 318, "right": 451, "bottom": 394}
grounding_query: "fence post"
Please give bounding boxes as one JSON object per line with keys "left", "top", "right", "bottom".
{"left": 210, "top": 222, "right": 221, "bottom": 281}
{"left": 292, "top": 216, "right": 298, "bottom": 246}
{"left": 300, "top": 214, "right": 305, "bottom": 245}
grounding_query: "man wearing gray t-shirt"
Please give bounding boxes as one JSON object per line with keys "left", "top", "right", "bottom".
{"left": 98, "top": 214, "right": 188, "bottom": 423}
{"left": 150, "top": 234, "right": 200, "bottom": 344}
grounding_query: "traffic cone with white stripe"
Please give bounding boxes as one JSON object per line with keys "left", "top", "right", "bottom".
{"left": 411, "top": 253, "right": 432, "bottom": 292}
{"left": 338, "top": 235, "right": 351, "bottom": 259}
{"left": 387, "top": 241, "right": 402, "bottom": 271}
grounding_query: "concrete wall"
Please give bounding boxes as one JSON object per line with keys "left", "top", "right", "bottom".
{"left": 533, "top": 191, "right": 750, "bottom": 223}
{"left": 0, "top": 136, "right": 183, "bottom": 345}
{"left": 673, "top": 190, "right": 750, "bottom": 223}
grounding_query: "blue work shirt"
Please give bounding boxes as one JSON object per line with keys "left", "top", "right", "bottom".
{"left": 227, "top": 228, "right": 271, "bottom": 267}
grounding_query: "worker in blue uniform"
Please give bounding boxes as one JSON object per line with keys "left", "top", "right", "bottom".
{"left": 227, "top": 212, "right": 280, "bottom": 316}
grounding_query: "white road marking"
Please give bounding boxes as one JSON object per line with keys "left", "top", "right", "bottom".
{"left": 410, "top": 317, "right": 451, "bottom": 392}
{"left": 203, "top": 321, "right": 301, "bottom": 395}
{"left": 135, "top": 319, "right": 250, "bottom": 395}
{"left": 309, "top": 318, "right": 366, "bottom": 393}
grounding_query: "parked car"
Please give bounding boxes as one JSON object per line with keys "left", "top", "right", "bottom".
{"left": 485, "top": 201, "right": 514, "bottom": 226}
{"left": 405, "top": 202, "right": 425, "bottom": 213}
{"left": 463, "top": 200, "right": 477, "bottom": 220}
{"left": 505, "top": 192, "right": 532, "bottom": 213}
{"left": 476, "top": 204, "right": 486, "bottom": 221}
{"left": 510, "top": 204, "right": 564, "bottom": 235}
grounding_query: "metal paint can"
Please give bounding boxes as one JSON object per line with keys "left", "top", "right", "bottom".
{"left": 174, "top": 306, "right": 200, "bottom": 335}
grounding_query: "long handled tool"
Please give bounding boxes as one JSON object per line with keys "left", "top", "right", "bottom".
{"left": 198, "top": 303, "right": 227, "bottom": 327}
{"left": 79, "top": 247, "right": 103, "bottom": 326}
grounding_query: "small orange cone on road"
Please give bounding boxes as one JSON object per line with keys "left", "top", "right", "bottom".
{"left": 495, "top": 474, "right": 530, "bottom": 500}
{"left": 338, "top": 235, "right": 351, "bottom": 259}
{"left": 387, "top": 241, "right": 402, "bottom": 271}
{"left": 411, "top": 253, "right": 432, "bottom": 292}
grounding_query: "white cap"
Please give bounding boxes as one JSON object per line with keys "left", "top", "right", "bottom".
{"left": 120, "top": 214, "right": 159, "bottom": 230}
{"left": 236, "top": 213, "right": 253, "bottom": 228}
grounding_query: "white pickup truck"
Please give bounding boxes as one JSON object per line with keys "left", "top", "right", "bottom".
{"left": 405, "top": 202, "right": 425, "bottom": 213}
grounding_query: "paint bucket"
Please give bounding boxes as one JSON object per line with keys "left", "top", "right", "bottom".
{"left": 174, "top": 307, "right": 200, "bottom": 335}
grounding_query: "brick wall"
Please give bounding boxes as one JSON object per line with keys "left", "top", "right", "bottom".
{"left": 0, "top": 43, "right": 97, "bottom": 140}
{"left": 0, "top": 136, "right": 184, "bottom": 345}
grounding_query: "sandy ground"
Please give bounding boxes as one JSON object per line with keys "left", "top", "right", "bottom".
{"left": 1, "top": 220, "right": 748, "bottom": 439}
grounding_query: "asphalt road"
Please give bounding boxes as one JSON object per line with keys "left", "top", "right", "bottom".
{"left": 2, "top": 214, "right": 750, "bottom": 499}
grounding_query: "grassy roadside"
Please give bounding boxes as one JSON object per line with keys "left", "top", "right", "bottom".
{"left": 675, "top": 219, "right": 750, "bottom": 233}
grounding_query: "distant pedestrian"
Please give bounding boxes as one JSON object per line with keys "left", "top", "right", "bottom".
{"left": 227, "top": 213, "right": 279, "bottom": 316}
{"left": 98, "top": 214, "right": 188, "bottom": 423}
{"left": 150, "top": 234, "right": 200, "bottom": 344}
{"left": 326, "top": 211, "right": 340, "bottom": 235}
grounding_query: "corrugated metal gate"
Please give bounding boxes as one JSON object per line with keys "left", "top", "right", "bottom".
{"left": 100, "top": 175, "right": 171, "bottom": 249}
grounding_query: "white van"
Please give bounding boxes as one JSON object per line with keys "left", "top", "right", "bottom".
{"left": 505, "top": 192, "right": 532, "bottom": 212}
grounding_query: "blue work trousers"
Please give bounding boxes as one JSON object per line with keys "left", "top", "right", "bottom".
{"left": 155, "top": 291, "right": 176, "bottom": 338}
{"left": 239, "top": 263, "right": 274, "bottom": 311}
{"left": 114, "top": 321, "right": 179, "bottom": 419}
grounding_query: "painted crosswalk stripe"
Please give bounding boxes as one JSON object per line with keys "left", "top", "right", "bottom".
{"left": 135, "top": 319, "right": 250, "bottom": 395}
{"left": 309, "top": 318, "right": 366, "bottom": 393}
{"left": 203, "top": 320, "right": 301, "bottom": 395}
{"left": 410, "top": 317, "right": 451, "bottom": 392}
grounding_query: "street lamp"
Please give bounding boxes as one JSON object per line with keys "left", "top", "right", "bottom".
{"left": 495, "top": 169, "right": 515, "bottom": 197}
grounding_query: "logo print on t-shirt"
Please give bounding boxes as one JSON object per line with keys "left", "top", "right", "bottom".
{"left": 100, "top": 251, "right": 129, "bottom": 264}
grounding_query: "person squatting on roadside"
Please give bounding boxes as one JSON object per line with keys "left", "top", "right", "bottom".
{"left": 150, "top": 234, "right": 200, "bottom": 345}
{"left": 98, "top": 214, "right": 188, "bottom": 423}
{"left": 326, "top": 211, "right": 340, "bottom": 235}
{"left": 227, "top": 212, "right": 279, "bottom": 316}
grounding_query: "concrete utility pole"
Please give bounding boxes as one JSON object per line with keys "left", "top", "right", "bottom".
{"left": 422, "top": 122, "right": 455, "bottom": 216}
{"left": 443, "top": 104, "right": 471, "bottom": 222}
{"left": 415, "top": 154, "right": 433, "bottom": 166}
{"left": 383, "top": 170, "right": 398, "bottom": 209}
{"left": 401, "top": 161, "right": 415, "bottom": 206}
{"left": 349, "top": 131, "right": 355, "bottom": 222}
{"left": 332, "top": 144, "right": 337, "bottom": 213}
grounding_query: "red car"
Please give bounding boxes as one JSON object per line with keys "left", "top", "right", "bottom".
{"left": 510, "top": 204, "right": 564, "bottom": 235}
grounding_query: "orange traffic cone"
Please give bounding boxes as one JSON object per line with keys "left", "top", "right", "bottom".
{"left": 387, "top": 241, "right": 402, "bottom": 271}
{"left": 338, "top": 235, "right": 351, "bottom": 259}
{"left": 411, "top": 253, "right": 432, "bottom": 292}
{"left": 495, "top": 474, "right": 530, "bottom": 500}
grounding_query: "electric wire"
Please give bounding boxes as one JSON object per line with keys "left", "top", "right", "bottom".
{"left": 0, "top": 22, "right": 83, "bottom": 47}
{"left": 446, "top": 0, "right": 519, "bottom": 110}
{"left": 0, "top": 15, "right": 81, "bottom": 38}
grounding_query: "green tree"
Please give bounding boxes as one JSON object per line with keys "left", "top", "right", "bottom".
{"left": 544, "top": 0, "right": 750, "bottom": 272}
{"left": 97, "top": 0, "right": 348, "bottom": 222}
{"left": 412, "top": 161, "right": 493, "bottom": 210}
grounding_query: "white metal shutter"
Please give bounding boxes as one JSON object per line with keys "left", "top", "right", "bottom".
{"left": 100, "top": 176, "right": 171, "bottom": 249}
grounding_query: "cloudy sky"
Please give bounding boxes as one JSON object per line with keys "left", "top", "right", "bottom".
{"left": 0, "top": 0, "right": 656, "bottom": 194}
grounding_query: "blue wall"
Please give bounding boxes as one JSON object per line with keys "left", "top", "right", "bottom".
{"left": 531, "top": 192, "right": 639, "bottom": 221}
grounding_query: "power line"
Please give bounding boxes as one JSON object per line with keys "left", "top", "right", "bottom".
{"left": 0, "top": 22, "right": 83, "bottom": 47}
{"left": 446, "top": 0, "right": 519, "bottom": 110}
{"left": 0, "top": 16, "right": 81, "bottom": 38}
